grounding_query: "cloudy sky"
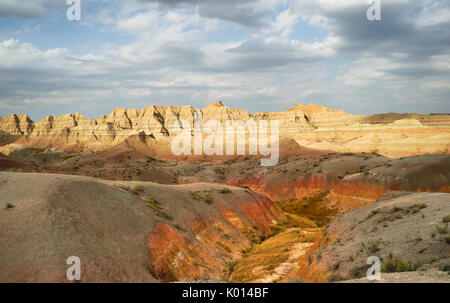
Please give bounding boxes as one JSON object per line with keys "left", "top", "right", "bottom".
{"left": 0, "top": 0, "right": 449, "bottom": 120}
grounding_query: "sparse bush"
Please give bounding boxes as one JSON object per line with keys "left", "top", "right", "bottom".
{"left": 445, "top": 236, "right": 450, "bottom": 245}
{"left": 367, "top": 209, "right": 380, "bottom": 219}
{"left": 203, "top": 195, "right": 213, "bottom": 205}
{"left": 442, "top": 215, "right": 450, "bottom": 223}
{"left": 189, "top": 191, "right": 202, "bottom": 200}
{"left": 216, "top": 241, "right": 231, "bottom": 253}
{"left": 349, "top": 265, "right": 366, "bottom": 279}
{"left": 392, "top": 206, "right": 403, "bottom": 212}
{"left": 145, "top": 197, "right": 172, "bottom": 220}
{"left": 436, "top": 223, "right": 448, "bottom": 234}
{"left": 368, "top": 240, "right": 381, "bottom": 253}
{"left": 383, "top": 254, "right": 420, "bottom": 273}
{"left": 220, "top": 187, "right": 232, "bottom": 194}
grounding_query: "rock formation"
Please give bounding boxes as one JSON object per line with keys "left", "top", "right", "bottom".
{"left": 0, "top": 102, "right": 449, "bottom": 157}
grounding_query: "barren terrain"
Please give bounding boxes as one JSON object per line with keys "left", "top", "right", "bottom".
{"left": 0, "top": 103, "right": 449, "bottom": 282}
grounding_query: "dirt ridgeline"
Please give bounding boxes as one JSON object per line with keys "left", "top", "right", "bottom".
{"left": 0, "top": 172, "right": 283, "bottom": 282}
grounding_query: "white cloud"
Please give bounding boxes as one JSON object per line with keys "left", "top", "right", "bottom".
{"left": 0, "top": 0, "right": 449, "bottom": 118}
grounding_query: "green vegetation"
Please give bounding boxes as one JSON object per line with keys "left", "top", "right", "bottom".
{"left": 189, "top": 191, "right": 214, "bottom": 205}
{"left": 367, "top": 209, "right": 380, "bottom": 219}
{"left": 237, "top": 185, "right": 250, "bottom": 190}
{"left": 219, "top": 187, "right": 232, "bottom": 194}
{"left": 368, "top": 239, "right": 381, "bottom": 253}
{"left": 440, "top": 264, "right": 450, "bottom": 273}
{"left": 383, "top": 254, "right": 421, "bottom": 273}
{"left": 216, "top": 241, "right": 232, "bottom": 253}
{"left": 146, "top": 156, "right": 166, "bottom": 163}
{"left": 276, "top": 191, "right": 337, "bottom": 227}
{"left": 232, "top": 228, "right": 318, "bottom": 282}
{"left": 371, "top": 203, "right": 428, "bottom": 224}
{"left": 241, "top": 227, "right": 264, "bottom": 245}
{"left": 442, "top": 215, "right": 450, "bottom": 223}
{"left": 5, "top": 203, "right": 15, "bottom": 209}
{"left": 133, "top": 185, "right": 144, "bottom": 192}
{"left": 203, "top": 194, "right": 213, "bottom": 205}
{"left": 436, "top": 223, "right": 448, "bottom": 234}
{"left": 145, "top": 197, "right": 173, "bottom": 220}
{"left": 189, "top": 191, "right": 202, "bottom": 200}
{"left": 349, "top": 265, "right": 367, "bottom": 279}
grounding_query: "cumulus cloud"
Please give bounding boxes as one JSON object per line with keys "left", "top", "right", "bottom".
{"left": 139, "top": 0, "right": 285, "bottom": 27}
{"left": 0, "top": 0, "right": 449, "bottom": 118}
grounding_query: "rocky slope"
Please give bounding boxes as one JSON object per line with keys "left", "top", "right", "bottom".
{"left": 0, "top": 102, "right": 449, "bottom": 157}
{"left": 289, "top": 192, "right": 450, "bottom": 282}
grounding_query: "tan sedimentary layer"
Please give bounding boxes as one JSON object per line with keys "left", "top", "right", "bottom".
{"left": 0, "top": 102, "right": 449, "bottom": 157}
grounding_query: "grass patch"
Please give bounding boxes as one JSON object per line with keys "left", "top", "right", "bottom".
{"left": 144, "top": 197, "right": 173, "bottom": 220}
{"left": 442, "top": 215, "right": 450, "bottom": 223}
{"left": 276, "top": 191, "right": 337, "bottom": 227}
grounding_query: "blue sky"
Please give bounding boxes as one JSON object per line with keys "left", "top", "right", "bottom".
{"left": 0, "top": 0, "right": 449, "bottom": 120}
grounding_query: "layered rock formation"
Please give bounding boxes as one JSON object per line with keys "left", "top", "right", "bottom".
{"left": 0, "top": 102, "right": 449, "bottom": 157}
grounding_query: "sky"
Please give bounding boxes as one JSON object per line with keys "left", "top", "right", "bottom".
{"left": 0, "top": 0, "right": 449, "bottom": 120}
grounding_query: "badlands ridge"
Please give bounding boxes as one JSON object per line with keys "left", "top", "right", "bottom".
{"left": 0, "top": 102, "right": 449, "bottom": 157}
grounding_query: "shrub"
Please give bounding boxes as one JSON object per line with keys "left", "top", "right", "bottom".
{"left": 5, "top": 203, "right": 15, "bottom": 209}
{"left": 440, "top": 264, "right": 450, "bottom": 272}
{"left": 220, "top": 187, "right": 232, "bottom": 194}
{"left": 367, "top": 209, "right": 380, "bottom": 219}
{"left": 442, "top": 215, "right": 450, "bottom": 223}
{"left": 349, "top": 266, "right": 366, "bottom": 279}
{"left": 189, "top": 191, "right": 202, "bottom": 200}
{"left": 216, "top": 241, "right": 231, "bottom": 253}
{"left": 203, "top": 195, "right": 213, "bottom": 205}
{"left": 383, "top": 254, "right": 420, "bottom": 273}
{"left": 436, "top": 223, "right": 448, "bottom": 234}
{"left": 145, "top": 197, "right": 172, "bottom": 220}
{"left": 368, "top": 240, "right": 381, "bottom": 253}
